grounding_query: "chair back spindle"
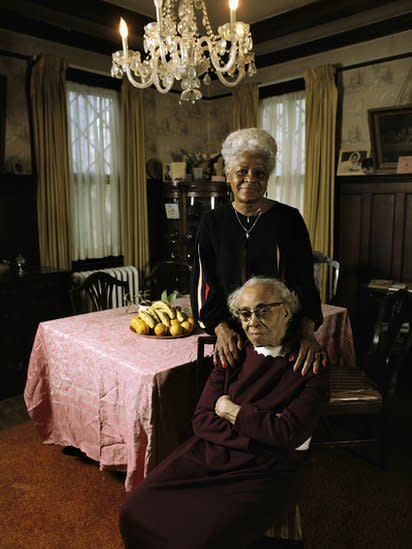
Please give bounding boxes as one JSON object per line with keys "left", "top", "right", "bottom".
{"left": 70, "top": 271, "right": 129, "bottom": 314}
{"left": 313, "top": 251, "right": 340, "bottom": 303}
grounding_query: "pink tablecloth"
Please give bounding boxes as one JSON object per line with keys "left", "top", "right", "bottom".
{"left": 317, "top": 304, "right": 356, "bottom": 368}
{"left": 24, "top": 304, "right": 355, "bottom": 491}
{"left": 24, "top": 307, "right": 202, "bottom": 491}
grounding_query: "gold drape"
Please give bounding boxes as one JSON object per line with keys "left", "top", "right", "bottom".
{"left": 232, "top": 82, "right": 258, "bottom": 130}
{"left": 120, "top": 81, "right": 149, "bottom": 278}
{"left": 303, "top": 65, "right": 338, "bottom": 301}
{"left": 31, "top": 54, "right": 72, "bottom": 269}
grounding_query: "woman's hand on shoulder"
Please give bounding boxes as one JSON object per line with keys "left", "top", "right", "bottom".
{"left": 214, "top": 322, "right": 243, "bottom": 369}
{"left": 289, "top": 317, "right": 328, "bottom": 375}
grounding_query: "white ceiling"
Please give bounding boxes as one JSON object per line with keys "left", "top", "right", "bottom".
{"left": 104, "top": 0, "right": 317, "bottom": 26}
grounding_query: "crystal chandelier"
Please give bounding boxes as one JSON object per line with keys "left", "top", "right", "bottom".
{"left": 111, "top": 0, "right": 256, "bottom": 103}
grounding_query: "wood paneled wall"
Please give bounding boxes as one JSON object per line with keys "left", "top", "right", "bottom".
{"left": 337, "top": 174, "right": 412, "bottom": 334}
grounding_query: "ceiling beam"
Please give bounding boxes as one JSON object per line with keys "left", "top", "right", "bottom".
{"left": 250, "top": 0, "right": 401, "bottom": 43}
{"left": 0, "top": 0, "right": 410, "bottom": 64}
{"left": 255, "top": 13, "right": 412, "bottom": 68}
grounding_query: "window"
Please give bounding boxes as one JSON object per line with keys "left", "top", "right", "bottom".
{"left": 67, "top": 82, "right": 121, "bottom": 260}
{"left": 259, "top": 90, "right": 305, "bottom": 213}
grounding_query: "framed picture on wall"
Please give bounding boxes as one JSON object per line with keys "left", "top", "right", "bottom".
{"left": 368, "top": 104, "right": 412, "bottom": 173}
{"left": 337, "top": 148, "right": 369, "bottom": 175}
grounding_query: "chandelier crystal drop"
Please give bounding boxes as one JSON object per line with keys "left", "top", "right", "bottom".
{"left": 111, "top": 0, "right": 256, "bottom": 103}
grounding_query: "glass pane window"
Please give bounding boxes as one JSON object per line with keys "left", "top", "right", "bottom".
{"left": 67, "top": 82, "right": 121, "bottom": 260}
{"left": 259, "top": 90, "right": 305, "bottom": 213}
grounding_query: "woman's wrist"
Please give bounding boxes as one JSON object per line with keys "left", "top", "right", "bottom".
{"left": 300, "top": 317, "right": 316, "bottom": 339}
{"left": 215, "top": 395, "right": 240, "bottom": 424}
{"left": 214, "top": 321, "right": 231, "bottom": 337}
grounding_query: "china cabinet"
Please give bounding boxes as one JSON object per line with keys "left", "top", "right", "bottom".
{"left": 160, "top": 179, "right": 228, "bottom": 263}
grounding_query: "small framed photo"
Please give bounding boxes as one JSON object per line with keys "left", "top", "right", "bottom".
{"left": 164, "top": 203, "right": 180, "bottom": 219}
{"left": 337, "top": 148, "right": 369, "bottom": 175}
{"left": 368, "top": 104, "right": 412, "bottom": 173}
{"left": 397, "top": 156, "right": 412, "bottom": 174}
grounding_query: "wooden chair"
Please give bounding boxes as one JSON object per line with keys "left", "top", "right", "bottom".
{"left": 70, "top": 271, "right": 129, "bottom": 314}
{"left": 313, "top": 251, "right": 340, "bottom": 303}
{"left": 196, "top": 335, "right": 304, "bottom": 548}
{"left": 144, "top": 260, "right": 192, "bottom": 300}
{"left": 313, "top": 289, "right": 411, "bottom": 468}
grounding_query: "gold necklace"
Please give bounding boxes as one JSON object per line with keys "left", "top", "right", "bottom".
{"left": 233, "top": 207, "right": 263, "bottom": 239}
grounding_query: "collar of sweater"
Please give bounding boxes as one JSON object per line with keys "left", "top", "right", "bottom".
{"left": 254, "top": 344, "right": 290, "bottom": 358}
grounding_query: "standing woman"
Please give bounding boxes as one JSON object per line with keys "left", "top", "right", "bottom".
{"left": 191, "top": 127, "right": 325, "bottom": 373}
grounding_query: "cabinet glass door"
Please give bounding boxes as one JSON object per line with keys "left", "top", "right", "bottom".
{"left": 164, "top": 196, "right": 181, "bottom": 260}
{"left": 186, "top": 193, "right": 227, "bottom": 262}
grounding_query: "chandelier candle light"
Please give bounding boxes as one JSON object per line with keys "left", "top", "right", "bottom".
{"left": 111, "top": 0, "right": 256, "bottom": 103}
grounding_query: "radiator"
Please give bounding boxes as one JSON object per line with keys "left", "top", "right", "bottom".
{"left": 72, "top": 265, "right": 139, "bottom": 313}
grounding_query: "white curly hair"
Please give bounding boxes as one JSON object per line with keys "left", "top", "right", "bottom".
{"left": 221, "top": 128, "right": 278, "bottom": 175}
{"left": 228, "top": 277, "right": 300, "bottom": 317}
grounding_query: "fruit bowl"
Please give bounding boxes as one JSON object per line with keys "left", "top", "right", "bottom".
{"left": 129, "top": 300, "right": 195, "bottom": 338}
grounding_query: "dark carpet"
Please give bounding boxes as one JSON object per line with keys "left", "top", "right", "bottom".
{"left": 1, "top": 388, "right": 411, "bottom": 549}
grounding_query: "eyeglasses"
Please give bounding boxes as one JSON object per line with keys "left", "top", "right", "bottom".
{"left": 235, "top": 302, "right": 285, "bottom": 322}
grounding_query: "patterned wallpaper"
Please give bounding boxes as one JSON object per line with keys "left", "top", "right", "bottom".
{"left": 341, "top": 57, "right": 412, "bottom": 151}
{"left": 143, "top": 88, "right": 232, "bottom": 164}
{"left": 0, "top": 56, "right": 31, "bottom": 174}
{"left": 3, "top": 52, "right": 411, "bottom": 175}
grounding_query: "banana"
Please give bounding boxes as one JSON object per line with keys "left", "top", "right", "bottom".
{"left": 138, "top": 311, "right": 156, "bottom": 329}
{"left": 147, "top": 306, "right": 161, "bottom": 323}
{"left": 152, "top": 300, "right": 176, "bottom": 320}
{"left": 176, "top": 308, "right": 187, "bottom": 322}
{"left": 156, "top": 309, "right": 171, "bottom": 328}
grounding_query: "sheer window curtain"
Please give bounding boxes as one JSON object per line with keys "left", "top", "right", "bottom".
{"left": 259, "top": 91, "right": 305, "bottom": 213}
{"left": 67, "top": 82, "right": 121, "bottom": 260}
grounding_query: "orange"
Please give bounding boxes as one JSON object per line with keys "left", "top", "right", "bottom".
{"left": 135, "top": 321, "right": 150, "bottom": 335}
{"left": 170, "top": 319, "right": 181, "bottom": 326}
{"left": 154, "top": 323, "right": 168, "bottom": 336}
{"left": 187, "top": 316, "right": 194, "bottom": 326}
{"left": 180, "top": 320, "right": 193, "bottom": 333}
{"left": 130, "top": 316, "right": 144, "bottom": 331}
{"left": 169, "top": 323, "right": 182, "bottom": 337}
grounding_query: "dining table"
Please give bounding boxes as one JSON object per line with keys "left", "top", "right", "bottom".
{"left": 24, "top": 302, "right": 356, "bottom": 491}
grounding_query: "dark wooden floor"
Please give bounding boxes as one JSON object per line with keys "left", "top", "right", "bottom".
{"left": 0, "top": 393, "right": 29, "bottom": 430}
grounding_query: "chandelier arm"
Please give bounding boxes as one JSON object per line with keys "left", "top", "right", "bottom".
{"left": 200, "top": 36, "right": 238, "bottom": 74}
{"left": 153, "top": 72, "right": 175, "bottom": 94}
{"left": 215, "top": 69, "right": 246, "bottom": 88}
{"left": 124, "top": 63, "right": 156, "bottom": 88}
{"left": 158, "top": 37, "right": 184, "bottom": 76}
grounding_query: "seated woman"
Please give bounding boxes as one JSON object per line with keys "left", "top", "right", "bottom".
{"left": 120, "top": 277, "right": 330, "bottom": 549}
